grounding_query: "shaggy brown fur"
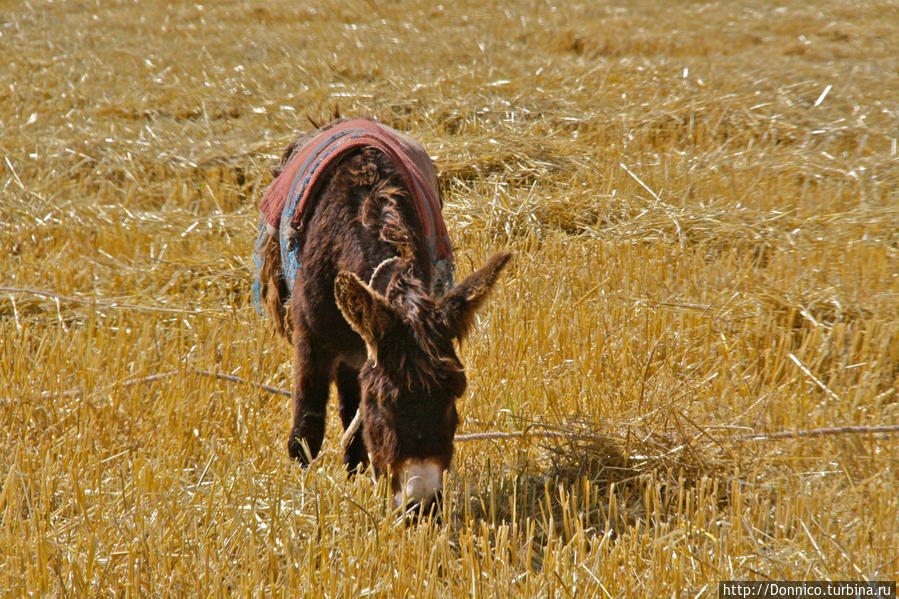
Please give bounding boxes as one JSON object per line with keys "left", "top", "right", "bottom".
{"left": 257, "top": 121, "right": 511, "bottom": 499}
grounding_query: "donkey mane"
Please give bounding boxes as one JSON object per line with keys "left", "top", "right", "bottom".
{"left": 370, "top": 271, "right": 467, "bottom": 394}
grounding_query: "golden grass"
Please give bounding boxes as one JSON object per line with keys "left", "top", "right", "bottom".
{"left": 2, "top": 0, "right": 897, "bottom": 595}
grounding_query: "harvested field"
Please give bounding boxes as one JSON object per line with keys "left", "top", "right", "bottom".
{"left": 1, "top": 0, "right": 897, "bottom": 596}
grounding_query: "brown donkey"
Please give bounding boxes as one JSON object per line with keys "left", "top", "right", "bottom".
{"left": 253, "top": 118, "right": 511, "bottom": 510}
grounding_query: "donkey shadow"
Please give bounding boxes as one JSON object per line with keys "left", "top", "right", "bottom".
{"left": 443, "top": 431, "right": 726, "bottom": 564}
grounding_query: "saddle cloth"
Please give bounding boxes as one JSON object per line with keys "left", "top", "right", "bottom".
{"left": 253, "top": 119, "right": 454, "bottom": 307}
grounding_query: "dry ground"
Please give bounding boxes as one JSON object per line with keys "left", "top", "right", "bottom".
{"left": 1, "top": 0, "right": 898, "bottom": 596}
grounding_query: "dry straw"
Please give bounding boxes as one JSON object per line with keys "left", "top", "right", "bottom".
{"left": 2, "top": 0, "right": 898, "bottom": 596}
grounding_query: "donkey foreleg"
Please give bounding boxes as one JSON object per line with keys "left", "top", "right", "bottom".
{"left": 288, "top": 340, "right": 334, "bottom": 464}
{"left": 336, "top": 362, "right": 368, "bottom": 473}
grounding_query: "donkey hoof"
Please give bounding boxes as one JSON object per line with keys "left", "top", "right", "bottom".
{"left": 287, "top": 434, "right": 312, "bottom": 465}
{"left": 342, "top": 453, "right": 369, "bottom": 476}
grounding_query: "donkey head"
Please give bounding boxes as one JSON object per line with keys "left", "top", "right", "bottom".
{"left": 335, "top": 250, "right": 512, "bottom": 511}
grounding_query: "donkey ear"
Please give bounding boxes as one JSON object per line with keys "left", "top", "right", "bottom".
{"left": 438, "top": 250, "right": 512, "bottom": 340}
{"left": 334, "top": 271, "right": 395, "bottom": 353}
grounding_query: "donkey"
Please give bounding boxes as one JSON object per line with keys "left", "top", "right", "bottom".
{"left": 253, "top": 118, "right": 511, "bottom": 510}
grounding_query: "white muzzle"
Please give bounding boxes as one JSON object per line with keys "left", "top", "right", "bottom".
{"left": 394, "top": 460, "right": 443, "bottom": 510}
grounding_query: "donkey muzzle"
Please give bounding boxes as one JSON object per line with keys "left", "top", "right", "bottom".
{"left": 394, "top": 459, "right": 443, "bottom": 511}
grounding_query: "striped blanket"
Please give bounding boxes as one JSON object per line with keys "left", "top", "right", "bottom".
{"left": 253, "top": 119, "right": 454, "bottom": 308}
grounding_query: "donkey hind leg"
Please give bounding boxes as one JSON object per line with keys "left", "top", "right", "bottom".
{"left": 336, "top": 362, "right": 368, "bottom": 473}
{"left": 288, "top": 340, "right": 334, "bottom": 464}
